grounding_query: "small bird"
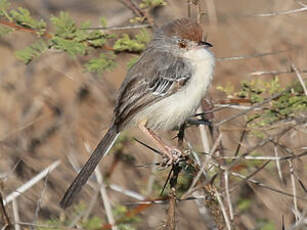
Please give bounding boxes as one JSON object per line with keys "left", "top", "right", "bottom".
{"left": 60, "top": 18, "right": 215, "bottom": 209}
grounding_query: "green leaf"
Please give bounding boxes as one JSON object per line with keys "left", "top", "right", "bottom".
{"left": 82, "top": 216, "right": 103, "bottom": 230}
{"left": 0, "top": 0, "right": 10, "bottom": 11}
{"left": 15, "top": 39, "right": 48, "bottom": 64}
{"left": 50, "top": 12, "right": 76, "bottom": 38}
{"left": 74, "top": 21, "right": 92, "bottom": 41}
{"left": 37, "top": 219, "right": 62, "bottom": 230}
{"left": 0, "top": 0, "right": 11, "bottom": 20}
{"left": 113, "top": 34, "right": 143, "bottom": 52}
{"left": 0, "top": 25, "right": 13, "bottom": 37}
{"left": 139, "top": 0, "right": 167, "bottom": 9}
{"left": 127, "top": 56, "right": 139, "bottom": 69}
{"left": 216, "top": 84, "right": 234, "bottom": 95}
{"left": 85, "top": 53, "right": 116, "bottom": 73}
{"left": 259, "top": 220, "right": 275, "bottom": 230}
{"left": 135, "top": 29, "right": 150, "bottom": 44}
{"left": 113, "top": 30, "right": 150, "bottom": 52}
{"left": 100, "top": 16, "right": 107, "bottom": 27}
{"left": 118, "top": 224, "right": 137, "bottom": 230}
{"left": 113, "top": 204, "right": 140, "bottom": 224}
{"left": 51, "top": 37, "right": 87, "bottom": 57}
{"left": 237, "top": 199, "right": 251, "bottom": 212}
{"left": 76, "top": 29, "right": 107, "bottom": 47}
{"left": 10, "top": 7, "right": 46, "bottom": 34}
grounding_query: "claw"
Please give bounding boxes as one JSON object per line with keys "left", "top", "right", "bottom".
{"left": 162, "top": 146, "right": 183, "bottom": 166}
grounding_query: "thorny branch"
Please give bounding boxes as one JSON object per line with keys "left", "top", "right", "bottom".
{"left": 0, "top": 192, "right": 11, "bottom": 230}
{"left": 251, "top": 2, "right": 307, "bottom": 16}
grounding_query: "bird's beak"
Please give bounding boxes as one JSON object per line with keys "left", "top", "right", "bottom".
{"left": 199, "top": 41, "right": 213, "bottom": 48}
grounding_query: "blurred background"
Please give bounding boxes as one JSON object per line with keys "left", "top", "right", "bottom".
{"left": 0, "top": 0, "right": 306, "bottom": 229}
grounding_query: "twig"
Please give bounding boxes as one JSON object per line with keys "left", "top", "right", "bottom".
{"left": 68, "top": 207, "right": 87, "bottom": 228}
{"left": 0, "top": 115, "right": 48, "bottom": 142}
{"left": 288, "top": 160, "right": 299, "bottom": 221}
{"left": 118, "top": 0, "right": 154, "bottom": 26}
{"left": 197, "top": 107, "right": 210, "bottom": 154}
{"left": 251, "top": 4, "right": 307, "bottom": 17}
{"left": 33, "top": 174, "right": 49, "bottom": 225}
{"left": 291, "top": 64, "right": 307, "bottom": 96}
{"left": 95, "top": 166, "right": 118, "bottom": 230}
{"left": 224, "top": 170, "right": 233, "bottom": 221}
{"left": 182, "top": 134, "right": 222, "bottom": 199}
{"left": 203, "top": 133, "right": 223, "bottom": 169}
{"left": 12, "top": 199, "right": 20, "bottom": 230}
{"left": 231, "top": 171, "right": 307, "bottom": 201}
{"left": 0, "top": 160, "right": 21, "bottom": 181}
{"left": 67, "top": 152, "right": 81, "bottom": 174}
{"left": 215, "top": 88, "right": 291, "bottom": 127}
{"left": 227, "top": 126, "right": 293, "bottom": 176}
{"left": 214, "top": 104, "right": 260, "bottom": 110}
{"left": 212, "top": 152, "right": 307, "bottom": 161}
{"left": 166, "top": 188, "right": 176, "bottom": 230}
{"left": 166, "top": 162, "right": 182, "bottom": 230}
{"left": 4, "top": 160, "right": 61, "bottom": 206}
{"left": 109, "top": 184, "right": 145, "bottom": 200}
{"left": 196, "top": 1, "right": 202, "bottom": 24}
{"left": 208, "top": 148, "right": 307, "bottom": 201}
{"left": 250, "top": 69, "right": 307, "bottom": 76}
{"left": 274, "top": 144, "right": 284, "bottom": 182}
{"left": 12, "top": 222, "right": 61, "bottom": 229}
{"left": 82, "top": 189, "right": 99, "bottom": 222}
{"left": 0, "top": 192, "right": 11, "bottom": 230}
{"left": 83, "top": 24, "right": 151, "bottom": 31}
{"left": 214, "top": 188, "right": 231, "bottom": 230}
{"left": 229, "top": 161, "right": 271, "bottom": 193}
{"left": 205, "top": 0, "right": 218, "bottom": 25}
{"left": 146, "top": 154, "right": 158, "bottom": 196}
{"left": 0, "top": 20, "right": 52, "bottom": 38}
{"left": 187, "top": 0, "right": 192, "bottom": 18}
{"left": 296, "top": 177, "right": 307, "bottom": 193}
{"left": 161, "top": 167, "right": 174, "bottom": 196}
{"left": 68, "top": 188, "right": 98, "bottom": 228}
{"left": 217, "top": 49, "right": 291, "bottom": 62}
{"left": 234, "top": 121, "right": 248, "bottom": 157}
{"left": 192, "top": 191, "right": 217, "bottom": 229}
{"left": 126, "top": 199, "right": 167, "bottom": 205}
{"left": 287, "top": 213, "right": 307, "bottom": 230}
{"left": 188, "top": 143, "right": 202, "bottom": 166}
{"left": 118, "top": 0, "right": 144, "bottom": 17}
{"left": 134, "top": 138, "right": 162, "bottom": 156}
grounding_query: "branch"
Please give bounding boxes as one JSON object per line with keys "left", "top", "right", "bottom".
{"left": 83, "top": 24, "right": 151, "bottom": 31}
{"left": 3, "top": 160, "right": 61, "bottom": 206}
{"left": 0, "top": 192, "right": 11, "bottom": 230}
{"left": 291, "top": 64, "right": 307, "bottom": 96}
{"left": 217, "top": 49, "right": 291, "bottom": 62}
{"left": 215, "top": 89, "right": 288, "bottom": 127}
{"left": 251, "top": 4, "right": 307, "bottom": 17}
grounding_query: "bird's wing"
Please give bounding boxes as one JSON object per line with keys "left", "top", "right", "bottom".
{"left": 113, "top": 50, "right": 192, "bottom": 129}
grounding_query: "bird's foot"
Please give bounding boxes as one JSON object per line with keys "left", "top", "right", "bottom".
{"left": 161, "top": 146, "right": 183, "bottom": 167}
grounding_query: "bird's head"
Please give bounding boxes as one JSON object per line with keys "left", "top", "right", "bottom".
{"left": 152, "top": 18, "right": 212, "bottom": 53}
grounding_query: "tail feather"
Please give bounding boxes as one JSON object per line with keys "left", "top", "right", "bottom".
{"left": 60, "top": 126, "right": 119, "bottom": 209}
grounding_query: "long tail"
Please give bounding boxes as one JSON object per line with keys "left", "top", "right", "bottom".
{"left": 60, "top": 126, "right": 119, "bottom": 209}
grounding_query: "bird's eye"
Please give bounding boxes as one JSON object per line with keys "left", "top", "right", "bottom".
{"left": 178, "top": 39, "right": 187, "bottom": 48}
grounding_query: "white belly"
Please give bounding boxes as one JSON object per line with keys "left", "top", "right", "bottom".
{"left": 133, "top": 48, "right": 215, "bottom": 130}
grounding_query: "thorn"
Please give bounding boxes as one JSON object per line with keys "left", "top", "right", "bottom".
{"left": 281, "top": 215, "right": 285, "bottom": 230}
{"left": 297, "top": 178, "right": 307, "bottom": 193}
{"left": 134, "top": 137, "right": 162, "bottom": 155}
{"left": 160, "top": 166, "right": 173, "bottom": 196}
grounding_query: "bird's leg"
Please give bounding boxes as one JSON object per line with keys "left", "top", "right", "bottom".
{"left": 138, "top": 123, "right": 182, "bottom": 166}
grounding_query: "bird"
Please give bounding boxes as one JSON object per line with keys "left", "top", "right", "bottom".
{"left": 60, "top": 18, "right": 215, "bottom": 209}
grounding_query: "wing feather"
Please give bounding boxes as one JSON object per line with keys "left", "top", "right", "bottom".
{"left": 113, "top": 50, "right": 192, "bottom": 129}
